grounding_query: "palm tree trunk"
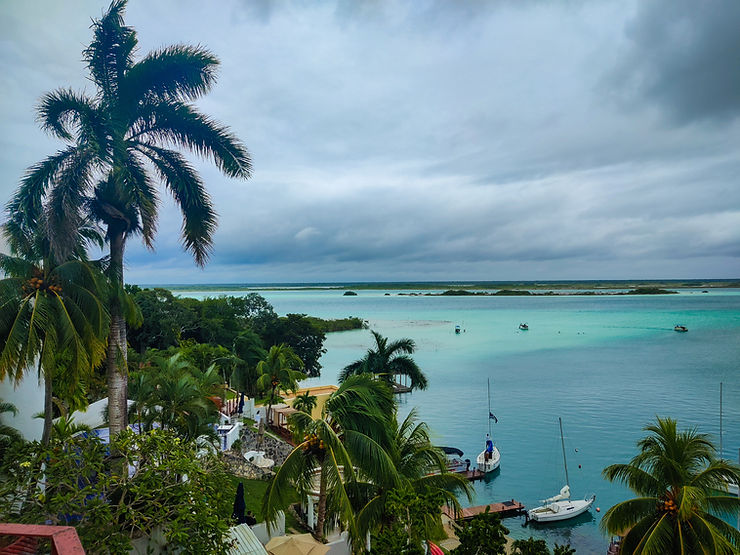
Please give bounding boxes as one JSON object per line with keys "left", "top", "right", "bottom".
{"left": 315, "top": 467, "right": 328, "bottom": 541}
{"left": 41, "top": 360, "right": 52, "bottom": 446}
{"left": 107, "top": 229, "right": 128, "bottom": 437}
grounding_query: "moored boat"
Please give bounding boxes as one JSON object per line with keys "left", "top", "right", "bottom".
{"left": 476, "top": 378, "right": 501, "bottom": 473}
{"left": 519, "top": 323, "right": 529, "bottom": 330}
{"left": 527, "top": 418, "right": 595, "bottom": 523}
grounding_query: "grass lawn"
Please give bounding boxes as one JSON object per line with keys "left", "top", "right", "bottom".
{"left": 226, "top": 474, "right": 305, "bottom": 532}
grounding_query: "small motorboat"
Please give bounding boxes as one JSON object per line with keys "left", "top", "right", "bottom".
{"left": 674, "top": 325, "right": 688, "bottom": 332}
{"left": 519, "top": 323, "right": 529, "bottom": 331}
{"left": 455, "top": 325, "right": 461, "bottom": 334}
{"left": 439, "top": 446, "right": 469, "bottom": 473}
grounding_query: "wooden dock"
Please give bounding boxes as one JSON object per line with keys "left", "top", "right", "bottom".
{"left": 443, "top": 500, "right": 526, "bottom": 521}
{"left": 455, "top": 469, "right": 485, "bottom": 481}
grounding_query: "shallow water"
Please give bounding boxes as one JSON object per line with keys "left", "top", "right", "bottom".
{"left": 181, "top": 288, "right": 740, "bottom": 552}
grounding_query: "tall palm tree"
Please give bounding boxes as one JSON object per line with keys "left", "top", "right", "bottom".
{"left": 6, "top": 0, "right": 251, "bottom": 437}
{"left": 256, "top": 344, "right": 305, "bottom": 427}
{"left": 264, "top": 375, "right": 398, "bottom": 543}
{"left": 353, "top": 408, "right": 472, "bottom": 543}
{"left": 601, "top": 417, "right": 740, "bottom": 554}
{"left": 0, "top": 221, "right": 109, "bottom": 445}
{"left": 339, "top": 330, "right": 428, "bottom": 391}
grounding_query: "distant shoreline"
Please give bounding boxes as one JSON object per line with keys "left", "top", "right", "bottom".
{"left": 143, "top": 279, "right": 740, "bottom": 292}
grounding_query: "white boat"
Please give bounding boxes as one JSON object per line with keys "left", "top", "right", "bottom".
{"left": 527, "top": 418, "right": 595, "bottom": 523}
{"left": 476, "top": 378, "right": 501, "bottom": 473}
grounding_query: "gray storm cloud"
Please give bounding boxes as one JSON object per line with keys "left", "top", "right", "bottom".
{"left": 0, "top": 0, "right": 738, "bottom": 283}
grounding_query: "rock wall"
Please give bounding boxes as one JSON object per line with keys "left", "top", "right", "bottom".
{"left": 239, "top": 427, "right": 293, "bottom": 465}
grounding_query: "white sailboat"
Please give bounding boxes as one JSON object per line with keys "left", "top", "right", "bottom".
{"left": 476, "top": 378, "right": 500, "bottom": 473}
{"left": 527, "top": 418, "right": 595, "bottom": 523}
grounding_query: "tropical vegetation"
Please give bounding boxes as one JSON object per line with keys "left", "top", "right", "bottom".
{"left": 6, "top": 0, "right": 252, "bottom": 437}
{"left": 0, "top": 428, "right": 233, "bottom": 553}
{"left": 0, "top": 218, "right": 109, "bottom": 444}
{"left": 452, "top": 507, "right": 509, "bottom": 555}
{"left": 601, "top": 417, "right": 740, "bottom": 554}
{"left": 339, "top": 330, "right": 428, "bottom": 391}
{"left": 264, "top": 375, "right": 398, "bottom": 543}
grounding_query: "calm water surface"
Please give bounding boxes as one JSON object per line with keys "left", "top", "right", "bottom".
{"left": 181, "top": 288, "right": 740, "bottom": 552}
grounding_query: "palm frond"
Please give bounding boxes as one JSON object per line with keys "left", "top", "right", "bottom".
{"left": 84, "top": 0, "right": 137, "bottom": 99}
{"left": 37, "top": 88, "right": 98, "bottom": 141}
{"left": 123, "top": 44, "right": 219, "bottom": 103}
{"left": 134, "top": 144, "right": 216, "bottom": 265}
{"left": 133, "top": 101, "right": 251, "bottom": 178}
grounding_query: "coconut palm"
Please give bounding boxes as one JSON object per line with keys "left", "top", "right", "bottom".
{"left": 339, "top": 331, "right": 428, "bottom": 391}
{"left": 6, "top": 0, "right": 251, "bottom": 437}
{"left": 263, "top": 375, "right": 398, "bottom": 543}
{"left": 353, "top": 408, "right": 472, "bottom": 542}
{"left": 0, "top": 221, "right": 109, "bottom": 445}
{"left": 601, "top": 417, "right": 740, "bottom": 554}
{"left": 256, "top": 344, "right": 305, "bottom": 427}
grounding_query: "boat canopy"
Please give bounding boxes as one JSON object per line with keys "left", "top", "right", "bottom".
{"left": 439, "top": 446, "right": 464, "bottom": 457}
{"left": 541, "top": 485, "right": 570, "bottom": 504}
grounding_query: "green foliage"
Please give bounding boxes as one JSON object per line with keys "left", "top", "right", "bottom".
{"left": 510, "top": 537, "right": 550, "bottom": 555}
{"left": 0, "top": 429, "right": 232, "bottom": 554}
{"left": 305, "top": 315, "right": 367, "bottom": 333}
{"left": 370, "top": 486, "right": 438, "bottom": 554}
{"left": 257, "top": 313, "right": 326, "bottom": 378}
{"left": 452, "top": 507, "right": 509, "bottom": 555}
{"left": 601, "top": 417, "right": 740, "bottom": 554}
{"left": 0, "top": 399, "right": 22, "bottom": 469}
{"left": 553, "top": 544, "right": 576, "bottom": 555}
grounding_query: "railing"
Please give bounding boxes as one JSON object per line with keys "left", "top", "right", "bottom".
{"left": 0, "top": 523, "right": 84, "bottom": 554}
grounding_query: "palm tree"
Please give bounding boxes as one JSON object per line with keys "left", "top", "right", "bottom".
{"left": 6, "top": 0, "right": 251, "bottom": 437}
{"left": 601, "top": 417, "right": 740, "bottom": 554}
{"left": 256, "top": 344, "right": 305, "bottom": 427}
{"left": 339, "top": 330, "right": 428, "bottom": 391}
{"left": 145, "top": 353, "right": 220, "bottom": 441}
{"left": 354, "top": 408, "right": 472, "bottom": 543}
{"left": 263, "top": 375, "right": 398, "bottom": 543}
{"left": 0, "top": 221, "right": 109, "bottom": 445}
{"left": 292, "top": 391, "right": 318, "bottom": 415}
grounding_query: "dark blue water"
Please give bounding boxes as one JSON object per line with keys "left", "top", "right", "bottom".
{"left": 181, "top": 288, "right": 740, "bottom": 551}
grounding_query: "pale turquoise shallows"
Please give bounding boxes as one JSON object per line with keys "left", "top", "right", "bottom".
{"left": 179, "top": 288, "right": 740, "bottom": 552}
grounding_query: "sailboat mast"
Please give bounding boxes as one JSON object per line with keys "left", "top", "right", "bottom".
{"left": 487, "top": 378, "right": 492, "bottom": 436}
{"left": 719, "top": 382, "right": 723, "bottom": 460}
{"left": 559, "top": 417, "right": 570, "bottom": 488}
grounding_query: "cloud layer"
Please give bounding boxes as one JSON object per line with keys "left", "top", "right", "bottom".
{"left": 1, "top": 0, "right": 739, "bottom": 283}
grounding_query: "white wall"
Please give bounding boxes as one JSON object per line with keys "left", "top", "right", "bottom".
{"left": 0, "top": 371, "right": 44, "bottom": 441}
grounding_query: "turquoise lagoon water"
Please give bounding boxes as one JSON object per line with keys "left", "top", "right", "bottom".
{"left": 180, "top": 288, "right": 740, "bottom": 552}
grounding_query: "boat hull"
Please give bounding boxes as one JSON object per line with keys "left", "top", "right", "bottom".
{"left": 476, "top": 446, "right": 501, "bottom": 473}
{"left": 527, "top": 495, "right": 595, "bottom": 523}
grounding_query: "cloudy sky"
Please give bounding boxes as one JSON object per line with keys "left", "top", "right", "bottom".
{"left": 1, "top": 1, "right": 739, "bottom": 284}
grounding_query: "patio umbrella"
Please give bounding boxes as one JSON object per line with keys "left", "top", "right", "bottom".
{"left": 265, "top": 533, "right": 329, "bottom": 555}
{"left": 232, "top": 482, "right": 247, "bottom": 524}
